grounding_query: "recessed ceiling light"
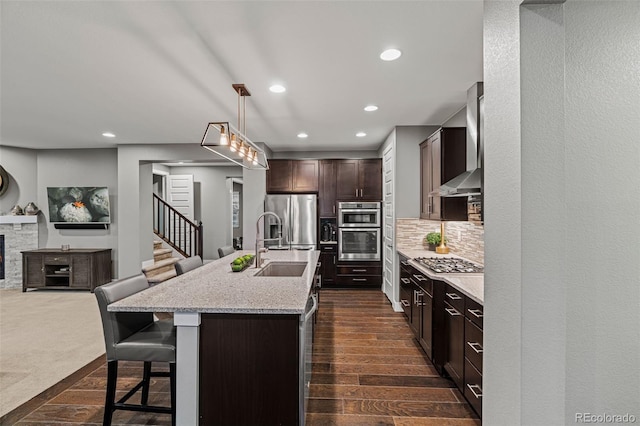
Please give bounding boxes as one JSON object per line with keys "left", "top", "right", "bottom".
{"left": 356, "top": 132, "right": 367, "bottom": 138}
{"left": 102, "top": 132, "right": 116, "bottom": 138}
{"left": 269, "top": 84, "right": 286, "bottom": 93}
{"left": 297, "top": 133, "right": 308, "bottom": 139}
{"left": 380, "top": 48, "right": 402, "bottom": 61}
{"left": 364, "top": 105, "right": 378, "bottom": 112}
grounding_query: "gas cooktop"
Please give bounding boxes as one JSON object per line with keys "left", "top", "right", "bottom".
{"left": 414, "top": 257, "right": 484, "bottom": 274}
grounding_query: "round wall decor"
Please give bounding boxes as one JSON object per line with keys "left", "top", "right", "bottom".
{"left": 0, "top": 165, "right": 9, "bottom": 197}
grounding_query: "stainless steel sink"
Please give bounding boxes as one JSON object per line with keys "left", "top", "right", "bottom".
{"left": 254, "top": 261, "right": 307, "bottom": 277}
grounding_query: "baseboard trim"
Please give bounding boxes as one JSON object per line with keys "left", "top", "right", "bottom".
{"left": 0, "top": 354, "right": 105, "bottom": 425}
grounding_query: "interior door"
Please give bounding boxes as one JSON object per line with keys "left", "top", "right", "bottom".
{"left": 167, "top": 174, "right": 194, "bottom": 249}
{"left": 382, "top": 145, "right": 394, "bottom": 298}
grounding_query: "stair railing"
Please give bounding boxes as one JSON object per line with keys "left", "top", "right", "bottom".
{"left": 153, "top": 194, "right": 203, "bottom": 258}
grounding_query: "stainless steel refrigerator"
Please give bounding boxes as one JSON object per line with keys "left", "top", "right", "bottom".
{"left": 264, "top": 194, "right": 317, "bottom": 250}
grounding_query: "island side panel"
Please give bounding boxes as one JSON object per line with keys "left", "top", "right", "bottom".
{"left": 199, "top": 313, "right": 300, "bottom": 425}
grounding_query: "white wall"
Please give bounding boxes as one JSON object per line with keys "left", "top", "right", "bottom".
{"left": 0, "top": 146, "right": 38, "bottom": 214}
{"left": 169, "top": 165, "right": 242, "bottom": 259}
{"left": 117, "top": 144, "right": 243, "bottom": 277}
{"left": 36, "top": 149, "right": 119, "bottom": 268}
{"left": 484, "top": 1, "right": 640, "bottom": 424}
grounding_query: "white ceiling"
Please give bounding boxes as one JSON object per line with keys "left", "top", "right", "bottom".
{"left": 0, "top": 1, "right": 483, "bottom": 154}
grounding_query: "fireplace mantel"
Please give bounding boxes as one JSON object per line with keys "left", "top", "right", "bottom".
{"left": 0, "top": 215, "right": 38, "bottom": 224}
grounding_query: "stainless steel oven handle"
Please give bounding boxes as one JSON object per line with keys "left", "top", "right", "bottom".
{"left": 304, "top": 294, "right": 318, "bottom": 322}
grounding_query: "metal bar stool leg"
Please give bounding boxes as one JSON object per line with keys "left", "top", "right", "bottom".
{"left": 103, "top": 360, "right": 118, "bottom": 426}
{"left": 141, "top": 361, "right": 152, "bottom": 405}
{"left": 170, "top": 362, "right": 176, "bottom": 426}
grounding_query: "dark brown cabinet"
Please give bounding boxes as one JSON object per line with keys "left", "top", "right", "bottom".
{"left": 266, "top": 159, "right": 319, "bottom": 193}
{"left": 464, "top": 297, "right": 483, "bottom": 417}
{"left": 22, "top": 249, "right": 112, "bottom": 292}
{"left": 319, "top": 243, "right": 337, "bottom": 286}
{"left": 319, "top": 160, "right": 337, "bottom": 216}
{"left": 335, "top": 261, "right": 381, "bottom": 286}
{"left": 399, "top": 255, "right": 412, "bottom": 319}
{"left": 335, "top": 159, "right": 382, "bottom": 201}
{"left": 420, "top": 128, "right": 468, "bottom": 221}
{"left": 443, "top": 284, "right": 465, "bottom": 390}
{"left": 199, "top": 313, "right": 302, "bottom": 425}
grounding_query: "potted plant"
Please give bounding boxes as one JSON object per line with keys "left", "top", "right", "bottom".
{"left": 425, "top": 232, "right": 446, "bottom": 251}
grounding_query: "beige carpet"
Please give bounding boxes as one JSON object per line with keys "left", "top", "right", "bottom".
{"left": 0, "top": 288, "right": 105, "bottom": 417}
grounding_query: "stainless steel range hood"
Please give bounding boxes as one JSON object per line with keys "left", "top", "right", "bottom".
{"left": 434, "top": 82, "right": 483, "bottom": 197}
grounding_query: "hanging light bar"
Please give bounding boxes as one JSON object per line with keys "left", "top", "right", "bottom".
{"left": 200, "top": 84, "right": 269, "bottom": 170}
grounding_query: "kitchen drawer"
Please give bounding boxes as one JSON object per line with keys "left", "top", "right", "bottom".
{"left": 465, "top": 297, "right": 483, "bottom": 328}
{"left": 411, "top": 273, "right": 432, "bottom": 296}
{"left": 444, "top": 284, "right": 464, "bottom": 312}
{"left": 335, "top": 275, "right": 382, "bottom": 286}
{"left": 464, "top": 358, "right": 483, "bottom": 417}
{"left": 336, "top": 265, "right": 381, "bottom": 275}
{"left": 44, "top": 255, "right": 70, "bottom": 264}
{"left": 465, "top": 319, "right": 483, "bottom": 372}
{"left": 320, "top": 244, "right": 337, "bottom": 253}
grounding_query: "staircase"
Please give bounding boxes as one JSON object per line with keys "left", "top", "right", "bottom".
{"left": 142, "top": 240, "right": 179, "bottom": 284}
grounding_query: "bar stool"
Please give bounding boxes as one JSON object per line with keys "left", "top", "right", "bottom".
{"left": 217, "top": 246, "right": 235, "bottom": 258}
{"left": 174, "top": 255, "right": 203, "bottom": 275}
{"left": 94, "top": 275, "right": 176, "bottom": 426}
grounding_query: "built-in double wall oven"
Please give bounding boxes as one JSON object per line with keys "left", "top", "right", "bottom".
{"left": 337, "top": 202, "right": 381, "bottom": 261}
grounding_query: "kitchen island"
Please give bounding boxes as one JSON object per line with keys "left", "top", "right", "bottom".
{"left": 108, "top": 249, "right": 320, "bottom": 426}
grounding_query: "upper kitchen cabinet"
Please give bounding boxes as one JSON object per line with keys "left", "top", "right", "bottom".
{"left": 335, "top": 159, "right": 382, "bottom": 201}
{"left": 266, "top": 160, "right": 319, "bottom": 193}
{"left": 420, "top": 128, "right": 468, "bottom": 221}
{"left": 319, "top": 160, "right": 337, "bottom": 216}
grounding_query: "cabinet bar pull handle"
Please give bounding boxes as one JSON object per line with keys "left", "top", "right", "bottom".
{"left": 355, "top": 189, "right": 358, "bottom": 197}
{"left": 467, "top": 384, "right": 483, "bottom": 399}
{"left": 401, "top": 300, "right": 410, "bottom": 307}
{"left": 352, "top": 278, "right": 367, "bottom": 282}
{"left": 446, "top": 292, "right": 462, "bottom": 300}
{"left": 400, "top": 261, "right": 409, "bottom": 266}
{"left": 360, "top": 189, "right": 363, "bottom": 197}
{"left": 400, "top": 278, "right": 410, "bottom": 284}
{"left": 333, "top": 255, "right": 336, "bottom": 264}
{"left": 352, "top": 269, "right": 367, "bottom": 272}
{"left": 467, "top": 342, "right": 484, "bottom": 353}
{"left": 412, "top": 274, "right": 427, "bottom": 281}
{"left": 467, "top": 309, "right": 483, "bottom": 318}
{"left": 333, "top": 205, "right": 336, "bottom": 214}
{"left": 445, "top": 307, "right": 461, "bottom": 316}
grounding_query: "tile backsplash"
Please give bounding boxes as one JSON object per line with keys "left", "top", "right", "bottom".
{"left": 396, "top": 218, "right": 484, "bottom": 265}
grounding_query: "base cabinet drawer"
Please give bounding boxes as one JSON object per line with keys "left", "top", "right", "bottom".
{"left": 464, "top": 358, "right": 483, "bottom": 417}
{"left": 335, "top": 275, "right": 382, "bottom": 286}
{"left": 464, "top": 319, "right": 483, "bottom": 372}
{"left": 336, "top": 265, "right": 382, "bottom": 275}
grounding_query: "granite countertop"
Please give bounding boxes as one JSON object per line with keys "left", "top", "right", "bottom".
{"left": 397, "top": 247, "right": 484, "bottom": 304}
{"left": 108, "top": 249, "right": 320, "bottom": 315}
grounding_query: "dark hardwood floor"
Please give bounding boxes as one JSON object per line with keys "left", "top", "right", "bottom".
{"left": 1, "top": 289, "right": 480, "bottom": 425}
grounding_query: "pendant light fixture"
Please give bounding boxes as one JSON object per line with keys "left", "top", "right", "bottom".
{"left": 200, "top": 84, "right": 269, "bottom": 169}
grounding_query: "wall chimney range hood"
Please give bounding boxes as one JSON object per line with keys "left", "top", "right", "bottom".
{"left": 433, "top": 82, "right": 484, "bottom": 197}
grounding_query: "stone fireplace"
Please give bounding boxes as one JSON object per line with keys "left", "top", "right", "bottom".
{"left": 0, "top": 216, "right": 38, "bottom": 289}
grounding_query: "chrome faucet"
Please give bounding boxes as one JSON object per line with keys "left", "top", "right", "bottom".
{"left": 255, "top": 211, "right": 282, "bottom": 267}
